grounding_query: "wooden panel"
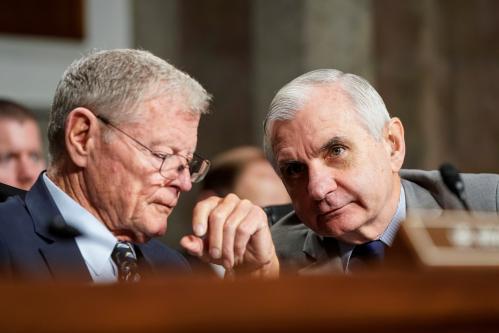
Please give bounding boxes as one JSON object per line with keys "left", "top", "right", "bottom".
{"left": 373, "top": 0, "right": 499, "bottom": 172}
{"left": 163, "top": 0, "right": 252, "bottom": 249}
{"left": 1, "top": 271, "right": 499, "bottom": 332}
{"left": 179, "top": 0, "right": 253, "bottom": 155}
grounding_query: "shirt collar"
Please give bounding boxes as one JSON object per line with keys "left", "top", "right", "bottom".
{"left": 380, "top": 185, "right": 406, "bottom": 246}
{"left": 43, "top": 173, "right": 117, "bottom": 280}
{"left": 337, "top": 185, "right": 407, "bottom": 269}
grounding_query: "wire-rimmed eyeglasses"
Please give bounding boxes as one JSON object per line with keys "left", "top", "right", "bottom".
{"left": 96, "top": 115, "right": 210, "bottom": 183}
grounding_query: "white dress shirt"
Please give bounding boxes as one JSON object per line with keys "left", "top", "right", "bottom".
{"left": 43, "top": 173, "right": 119, "bottom": 283}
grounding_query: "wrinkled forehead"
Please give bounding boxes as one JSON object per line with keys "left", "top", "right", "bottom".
{"left": 270, "top": 89, "right": 366, "bottom": 150}
{"left": 133, "top": 92, "right": 201, "bottom": 123}
{"left": 123, "top": 95, "right": 201, "bottom": 151}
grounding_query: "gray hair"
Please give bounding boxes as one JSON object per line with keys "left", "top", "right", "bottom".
{"left": 263, "top": 69, "right": 390, "bottom": 164}
{"left": 48, "top": 49, "right": 211, "bottom": 161}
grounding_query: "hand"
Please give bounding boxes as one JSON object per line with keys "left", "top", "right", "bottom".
{"left": 180, "top": 194, "right": 279, "bottom": 278}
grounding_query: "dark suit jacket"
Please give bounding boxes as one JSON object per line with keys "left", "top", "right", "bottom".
{"left": 0, "top": 183, "right": 25, "bottom": 203}
{"left": 271, "top": 169, "right": 499, "bottom": 274}
{"left": 0, "top": 176, "right": 190, "bottom": 282}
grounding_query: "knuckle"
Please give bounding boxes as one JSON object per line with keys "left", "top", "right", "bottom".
{"left": 251, "top": 206, "right": 268, "bottom": 224}
{"left": 223, "top": 222, "right": 236, "bottom": 234}
{"left": 209, "top": 195, "right": 222, "bottom": 203}
{"left": 210, "top": 210, "right": 225, "bottom": 224}
{"left": 236, "top": 222, "right": 253, "bottom": 237}
{"left": 240, "top": 199, "right": 253, "bottom": 208}
{"left": 225, "top": 193, "right": 240, "bottom": 201}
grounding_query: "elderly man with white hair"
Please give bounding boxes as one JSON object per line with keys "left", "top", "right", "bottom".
{"left": 265, "top": 69, "right": 499, "bottom": 274}
{"left": 0, "top": 49, "right": 278, "bottom": 282}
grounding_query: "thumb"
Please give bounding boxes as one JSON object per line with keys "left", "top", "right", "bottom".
{"left": 180, "top": 235, "right": 204, "bottom": 257}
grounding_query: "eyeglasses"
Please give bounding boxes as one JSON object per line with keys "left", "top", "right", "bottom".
{"left": 96, "top": 115, "right": 210, "bottom": 183}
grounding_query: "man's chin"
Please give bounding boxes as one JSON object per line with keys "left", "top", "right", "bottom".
{"left": 136, "top": 227, "right": 166, "bottom": 244}
{"left": 149, "top": 220, "right": 168, "bottom": 237}
{"left": 140, "top": 214, "right": 169, "bottom": 241}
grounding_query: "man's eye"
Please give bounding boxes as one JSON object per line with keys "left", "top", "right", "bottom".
{"left": 280, "top": 163, "right": 306, "bottom": 179}
{"left": 0, "top": 154, "right": 14, "bottom": 164}
{"left": 153, "top": 152, "right": 168, "bottom": 160}
{"left": 327, "top": 145, "right": 346, "bottom": 158}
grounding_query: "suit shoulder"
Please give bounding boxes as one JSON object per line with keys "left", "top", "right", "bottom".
{"left": 0, "top": 183, "right": 25, "bottom": 203}
{"left": 401, "top": 169, "right": 499, "bottom": 212}
{"left": 0, "top": 196, "right": 32, "bottom": 233}
{"left": 461, "top": 173, "right": 499, "bottom": 212}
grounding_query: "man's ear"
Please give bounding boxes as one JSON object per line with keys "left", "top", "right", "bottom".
{"left": 64, "top": 107, "right": 99, "bottom": 168}
{"left": 383, "top": 117, "right": 406, "bottom": 172}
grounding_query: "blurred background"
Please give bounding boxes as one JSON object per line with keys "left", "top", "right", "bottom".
{"left": 0, "top": 0, "right": 497, "bottom": 248}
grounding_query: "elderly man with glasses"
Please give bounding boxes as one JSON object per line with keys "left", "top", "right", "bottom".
{"left": 0, "top": 49, "right": 278, "bottom": 282}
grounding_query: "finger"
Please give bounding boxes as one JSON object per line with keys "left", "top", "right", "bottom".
{"left": 180, "top": 235, "right": 217, "bottom": 264}
{"left": 180, "top": 235, "right": 204, "bottom": 257}
{"left": 234, "top": 205, "right": 269, "bottom": 264}
{"left": 221, "top": 199, "right": 253, "bottom": 269}
{"left": 192, "top": 196, "right": 222, "bottom": 237}
{"left": 207, "top": 193, "right": 240, "bottom": 260}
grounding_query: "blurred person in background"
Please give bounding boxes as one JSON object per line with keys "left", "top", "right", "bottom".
{"left": 200, "top": 146, "right": 292, "bottom": 226}
{"left": 0, "top": 99, "right": 45, "bottom": 190}
{"left": 199, "top": 146, "right": 290, "bottom": 207}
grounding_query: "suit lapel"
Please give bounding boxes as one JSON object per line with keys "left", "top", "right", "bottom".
{"left": 25, "top": 175, "right": 91, "bottom": 282}
{"left": 39, "top": 241, "right": 92, "bottom": 282}
{"left": 300, "top": 229, "right": 344, "bottom": 274}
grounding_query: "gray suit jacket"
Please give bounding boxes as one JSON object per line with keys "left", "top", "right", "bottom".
{"left": 271, "top": 169, "right": 499, "bottom": 274}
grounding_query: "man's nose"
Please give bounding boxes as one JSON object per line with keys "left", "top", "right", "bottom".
{"left": 172, "top": 159, "right": 192, "bottom": 192}
{"left": 307, "top": 160, "right": 337, "bottom": 201}
{"left": 177, "top": 166, "right": 193, "bottom": 192}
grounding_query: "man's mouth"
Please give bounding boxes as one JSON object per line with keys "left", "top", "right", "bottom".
{"left": 317, "top": 202, "right": 350, "bottom": 220}
{"left": 153, "top": 201, "right": 176, "bottom": 213}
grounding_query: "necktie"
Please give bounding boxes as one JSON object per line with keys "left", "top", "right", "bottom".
{"left": 348, "top": 240, "right": 385, "bottom": 272}
{"left": 111, "top": 241, "right": 141, "bottom": 282}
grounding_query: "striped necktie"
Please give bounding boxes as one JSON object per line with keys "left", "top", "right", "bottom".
{"left": 111, "top": 241, "right": 141, "bottom": 282}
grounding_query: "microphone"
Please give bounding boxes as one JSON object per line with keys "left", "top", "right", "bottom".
{"left": 439, "top": 163, "right": 470, "bottom": 211}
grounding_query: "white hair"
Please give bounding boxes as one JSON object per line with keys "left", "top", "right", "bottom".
{"left": 48, "top": 49, "right": 211, "bottom": 161}
{"left": 263, "top": 69, "right": 390, "bottom": 164}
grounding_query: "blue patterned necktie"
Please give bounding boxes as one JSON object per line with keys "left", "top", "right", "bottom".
{"left": 111, "top": 241, "right": 141, "bottom": 282}
{"left": 348, "top": 240, "right": 385, "bottom": 272}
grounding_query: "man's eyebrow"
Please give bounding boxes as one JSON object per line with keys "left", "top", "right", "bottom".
{"left": 278, "top": 159, "right": 302, "bottom": 166}
{"left": 149, "top": 139, "right": 193, "bottom": 154}
{"left": 318, "top": 136, "right": 348, "bottom": 153}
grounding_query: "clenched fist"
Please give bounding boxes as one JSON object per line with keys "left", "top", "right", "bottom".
{"left": 181, "top": 194, "right": 279, "bottom": 278}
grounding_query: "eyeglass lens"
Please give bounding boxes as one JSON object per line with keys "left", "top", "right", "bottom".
{"left": 159, "top": 155, "right": 210, "bottom": 183}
